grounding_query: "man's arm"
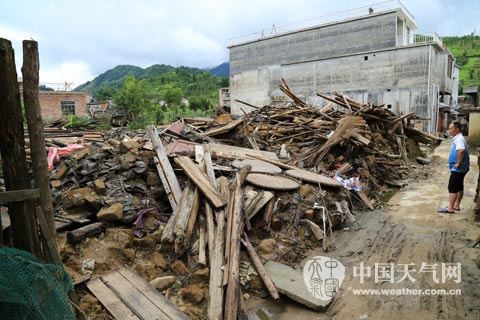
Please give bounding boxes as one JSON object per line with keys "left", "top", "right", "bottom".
{"left": 454, "top": 149, "right": 465, "bottom": 169}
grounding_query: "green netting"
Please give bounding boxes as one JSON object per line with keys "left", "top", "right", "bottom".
{"left": 0, "top": 247, "right": 75, "bottom": 320}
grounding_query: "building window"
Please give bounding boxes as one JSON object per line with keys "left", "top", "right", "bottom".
{"left": 61, "top": 100, "right": 76, "bottom": 116}
{"left": 447, "top": 56, "right": 453, "bottom": 79}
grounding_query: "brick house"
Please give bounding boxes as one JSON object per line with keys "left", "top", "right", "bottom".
{"left": 18, "top": 77, "right": 89, "bottom": 121}
{"left": 38, "top": 91, "right": 89, "bottom": 120}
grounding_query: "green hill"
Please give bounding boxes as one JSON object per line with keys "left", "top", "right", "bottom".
{"left": 74, "top": 64, "right": 225, "bottom": 96}
{"left": 443, "top": 35, "right": 480, "bottom": 91}
{"left": 75, "top": 64, "right": 145, "bottom": 93}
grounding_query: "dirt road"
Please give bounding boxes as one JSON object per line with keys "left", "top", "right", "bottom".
{"left": 247, "top": 139, "right": 480, "bottom": 319}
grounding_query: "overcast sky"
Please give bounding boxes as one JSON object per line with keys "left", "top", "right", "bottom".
{"left": 0, "top": 0, "right": 478, "bottom": 88}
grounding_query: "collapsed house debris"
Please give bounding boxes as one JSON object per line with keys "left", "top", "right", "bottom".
{"left": 10, "top": 79, "right": 439, "bottom": 319}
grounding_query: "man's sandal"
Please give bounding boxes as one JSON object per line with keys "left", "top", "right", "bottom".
{"left": 438, "top": 208, "right": 455, "bottom": 214}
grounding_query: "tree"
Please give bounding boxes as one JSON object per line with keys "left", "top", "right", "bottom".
{"left": 95, "top": 86, "right": 118, "bottom": 101}
{"left": 39, "top": 84, "right": 54, "bottom": 91}
{"left": 116, "top": 76, "right": 149, "bottom": 122}
{"left": 163, "top": 85, "right": 183, "bottom": 106}
{"left": 189, "top": 95, "right": 212, "bottom": 110}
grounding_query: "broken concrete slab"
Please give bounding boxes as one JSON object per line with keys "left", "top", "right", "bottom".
{"left": 264, "top": 261, "right": 332, "bottom": 311}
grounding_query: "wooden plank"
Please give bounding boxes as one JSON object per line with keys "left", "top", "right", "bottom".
{"left": 224, "top": 167, "right": 250, "bottom": 320}
{"left": 199, "top": 215, "right": 207, "bottom": 265}
{"left": 172, "top": 182, "right": 197, "bottom": 241}
{"left": 203, "top": 145, "right": 217, "bottom": 188}
{"left": 204, "top": 118, "right": 244, "bottom": 137}
{"left": 161, "top": 182, "right": 194, "bottom": 243}
{"left": 174, "top": 156, "right": 226, "bottom": 208}
{"left": 261, "top": 195, "right": 276, "bottom": 232}
{"left": 209, "top": 143, "right": 278, "bottom": 161}
{"left": 118, "top": 269, "right": 191, "bottom": 320}
{"left": 87, "top": 279, "right": 140, "bottom": 320}
{"left": 102, "top": 270, "right": 172, "bottom": 320}
{"left": 245, "top": 191, "right": 274, "bottom": 221}
{"left": 203, "top": 145, "right": 217, "bottom": 265}
{"left": 183, "top": 188, "right": 201, "bottom": 247}
{"left": 0, "top": 188, "right": 40, "bottom": 203}
{"left": 208, "top": 177, "right": 228, "bottom": 320}
{"left": 148, "top": 126, "right": 182, "bottom": 205}
{"left": 154, "top": 156, "right": 177, "bottom": 211}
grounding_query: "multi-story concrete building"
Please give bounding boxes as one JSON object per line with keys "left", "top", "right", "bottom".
{"left": 218, "top": 88, "right": 231, "bottom": 110}
{"left": 228, "top": 2, "right": 459, "bottom": 134}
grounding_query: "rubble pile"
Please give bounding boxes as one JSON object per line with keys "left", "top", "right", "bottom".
{"left": 43, "top": 83, "right": 442, "bottom": 318}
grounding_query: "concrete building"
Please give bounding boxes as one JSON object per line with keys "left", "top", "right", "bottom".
{"left": 228, "top": 2, "right": 459, "bottom": 134}
{"left": 218, "top": 88, "right": 231, "bottom": 110}
{"left": 463, "top": 86, "right": 479, "bottom": 107}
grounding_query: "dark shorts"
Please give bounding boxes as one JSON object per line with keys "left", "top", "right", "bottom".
{"left": 448, "top": 171, "right": 467, "bottom": 193}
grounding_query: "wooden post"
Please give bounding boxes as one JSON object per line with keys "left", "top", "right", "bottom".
{"left": 22, "top": 40, "right": 56, "bottom": 236}
{"left": 0, "top": 38, "right": 41, "bottom": 256}
{"left": 66, "top": 222, "right": 106, "bottom": 244}
{"left": 208, "top": 177, "right": 228, "bottom": 320}
{"left": 224, "top": 166, "right": 250, "bottom": 320}
{"left": 241, "top": 233, "right": 280, "bottom": 300}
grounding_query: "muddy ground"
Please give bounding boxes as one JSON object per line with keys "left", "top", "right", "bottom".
{"left": 246, "top": 139, "right": 480, "bottom": 319}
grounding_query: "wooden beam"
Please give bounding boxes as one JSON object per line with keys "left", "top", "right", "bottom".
{"left": 174, "top": 156, "right": 227, "bottom": 208}
{"left": 0, "top": 188, "right": 40, "bottom": 203}
{"left": 224, "top": 166, "right": 250, "bottom": 320}
{"left": 203, "top": 145, "right": 217, "bottom": 265}
{"left": 182, "top": 188, "right": 201, "bottom": 247}
{"left": 148, "top": 126, "right": 182, "bottom": 207}
{"left": 208, "top": 177, "right": 228, "bottom": 320}
{"left": 173, "top": 182, "right": 198, "bottom": 241}
{"left": 241, "top": 233, "right": 280, "bottom": 300}
{"left": 22, "top": 40, "right": 56, "bottom": 236}
{"left": 199, "top": 215, "right": 207, "bottom": 265}
{"left": 153, "top": 156, "right": 177, "bottom": 211}
{"left": 204, "top": 118, "right": 244, "bottom": 137}
{"left": 162, "top": 182, "right": 195, "bottom": 243}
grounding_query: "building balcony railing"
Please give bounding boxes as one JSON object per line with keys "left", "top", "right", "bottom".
{"left": 396, "top": 32, "right": 443, "bottom": 47}
{"left": 228, "top": 0, "right": 414, "bottom": 47}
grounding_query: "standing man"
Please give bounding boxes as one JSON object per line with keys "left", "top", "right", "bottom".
{"left": 439, "top": 121, "right": 470, "bottom": 214}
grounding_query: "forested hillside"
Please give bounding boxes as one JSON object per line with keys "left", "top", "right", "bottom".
{"left": 74, "top": 64, "right": 211, "bottom": 94}
{"left": 443, "top": 35, "right": 480, "bottom": 91}
{"left": 74, "top": 63, "right": 229, "bottom": 128}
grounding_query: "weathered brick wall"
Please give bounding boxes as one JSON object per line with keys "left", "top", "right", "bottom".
{"left": 38, "top": 91, "right": 88, "bottom": 120}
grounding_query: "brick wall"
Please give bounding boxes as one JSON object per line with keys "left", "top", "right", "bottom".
{"left": 38, "top": 91, "right": 88, "bottom": 120}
